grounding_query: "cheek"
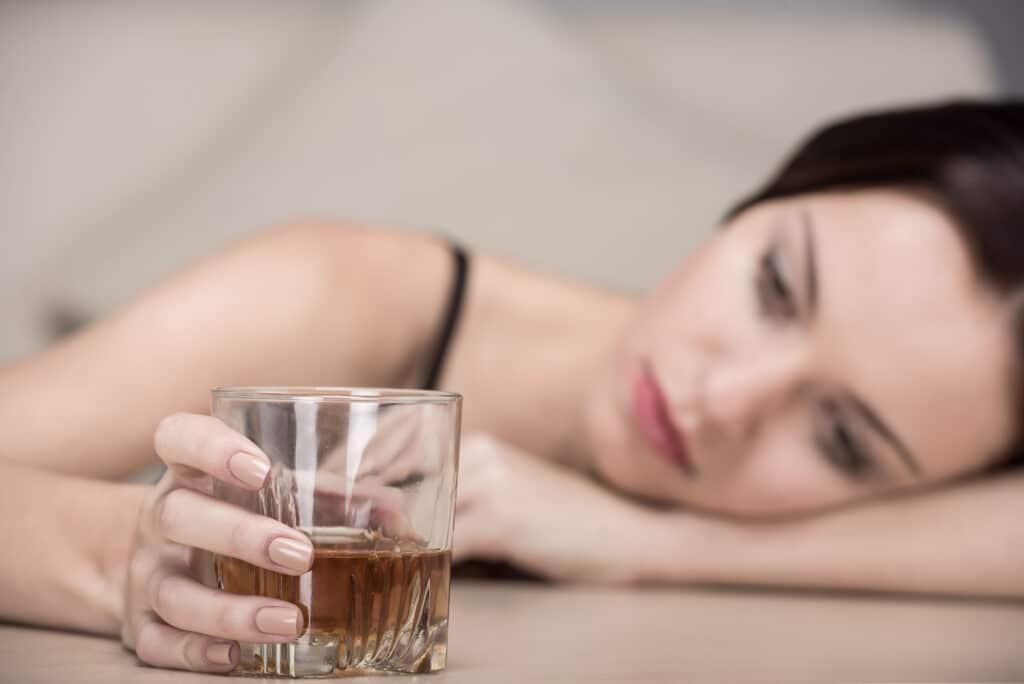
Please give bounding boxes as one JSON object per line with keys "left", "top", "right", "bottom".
{"left": 645, "top": 245, "right": 760, "bottom": 360}
{"left": 693, "top": 424, "right": 859, "bottom": 516}
{"left": 717, "top": 461, "right": 837, "bottom": 515}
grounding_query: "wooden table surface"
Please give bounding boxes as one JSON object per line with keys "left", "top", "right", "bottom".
{"left": 3, "top": 581, "right": 1024, "bottom": 683}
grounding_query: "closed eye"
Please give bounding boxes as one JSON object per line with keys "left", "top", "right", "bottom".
{"left": 815, "top": 400, "right": 878, "bottom": 481}
{"left": 756, "top": 245, "right": 797, "bottom": 321}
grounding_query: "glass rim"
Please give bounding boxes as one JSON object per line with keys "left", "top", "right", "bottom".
{"left": 211, "top": 386, "right": 461, "bottom": 403}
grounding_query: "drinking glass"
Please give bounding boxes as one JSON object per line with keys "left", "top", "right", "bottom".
{"left": 210, "top": 387, "right": 461, "bottom": 677}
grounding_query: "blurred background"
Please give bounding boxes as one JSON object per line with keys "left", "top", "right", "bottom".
{"left": 2, "top": 0, "right": 1022, "bottom": 365}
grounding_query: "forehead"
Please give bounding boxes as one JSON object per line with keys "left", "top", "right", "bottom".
{"left": 806, "top": 189, "right": 1015, "bottom": 476}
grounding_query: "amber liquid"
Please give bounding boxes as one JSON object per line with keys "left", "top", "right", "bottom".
{"left": 216, "top": 536, "right": 451, "bottom": 676}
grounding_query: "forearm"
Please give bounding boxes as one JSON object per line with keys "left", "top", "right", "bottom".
{"left": 0, "top": 223, "right": 447, "bottom": 479}
{"left": 0, "top": 462, "right": 147, "bottom": 634}
{"left": 644, "top": 473, "right": 1024, "bottom": 597}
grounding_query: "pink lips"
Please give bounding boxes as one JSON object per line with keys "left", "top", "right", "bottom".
{"left": 631, "top": 361, "right": 694, "bottom": 475}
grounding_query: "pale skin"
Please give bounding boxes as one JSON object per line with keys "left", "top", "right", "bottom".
{"left": 1, "top": 188, "right": 1023, "bottom": 674}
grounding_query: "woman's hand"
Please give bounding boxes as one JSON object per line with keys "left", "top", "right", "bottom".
{"left": 121, "top": 413, "right": 314, "bottom": 673}
{"left": 454, "top": 433, "right": 661, "bottom": 584}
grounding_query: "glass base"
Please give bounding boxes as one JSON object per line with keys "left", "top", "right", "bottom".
{"left": 231, "top": 636, "right": 447, "bottom": 678}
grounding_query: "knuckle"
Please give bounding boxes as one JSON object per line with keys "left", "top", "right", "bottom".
{"left": 157, "top": 489, "right": 187, "bottom": 539}
{"left": 473, "top": 457, "right": 505, "bottom": 488}
{"left": 128, "top": 551, "right": 153, "bottom": 587}
{"left": 464, "top": 434, "right": 507, "bottom": 473}
{"left": 154, "top": 413, "right": 187, "bottom": 454}
{"left": 216, "top": 601, "right": 249, "bottom": 637}
{"left": 151, "top": 575, "right": 175, "bottom": 621}
{"left": 120, "top": 622, "right": 134, "bottom": 649}
{"left": 462, "top": 432, "right": 497, "bottom": 453}
{"left": 139, "top": 493, "right": 165, "bottom": 540}
{"left": 134, "top": 621, "right": 162, "bottom": 664}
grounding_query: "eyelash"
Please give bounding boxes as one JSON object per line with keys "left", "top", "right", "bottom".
{"left": 817, "top": 405, "right": 876, "bottom": 481}
{"left": 755, "top": 245, "right": 797, "bottom": 321}
{"left": 754, "top": 246, "right": 877, "bottom": 481}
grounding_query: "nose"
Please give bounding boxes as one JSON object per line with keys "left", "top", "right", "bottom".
{"left": 697, "top": 346, "right": 810, "bottom": 440}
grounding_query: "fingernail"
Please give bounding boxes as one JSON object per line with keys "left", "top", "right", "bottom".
{"left": 256, "top": 606, "right": 301, "bottom": 636}
{"left": 205, "top": 641, "right": 235, "bottom": 666}
{"left": 228, "top": 451, "right": 270, "bottom": 488}
{"left": 268, "top": 537, "right": 313, "bottom": 572}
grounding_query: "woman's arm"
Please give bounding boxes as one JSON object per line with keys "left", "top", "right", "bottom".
{"left": 0, "top": 221, "right": 454, "bottom": 647}
{"left": 0, "top": 222, "right": 452, "bottom": 478}
{"left": 456, "top": 434, "right": 1024, "bottom": 597}
{"left": 645, "top": 472, "right": 1024, "bottom": 597}
{"left": 0, "top": 461, "right": 145, "bottom": 634}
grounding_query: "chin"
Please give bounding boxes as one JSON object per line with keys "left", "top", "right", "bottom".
{"left": 582, "top": 395, "right": 680, "bottom": 505}
{"left": 580, "top": 377, "right": 635, "bottom": 486}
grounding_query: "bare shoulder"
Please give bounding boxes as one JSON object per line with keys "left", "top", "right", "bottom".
{"left": 241, "top": 221, "right": 458, "bottom": 385}
{"left": 226, "top": 221, "right": 451, "bottom": 295}
{"left": 463, "top": 246, "right": 633, "bottom": 331}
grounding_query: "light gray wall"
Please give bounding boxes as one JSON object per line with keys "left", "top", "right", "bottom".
{"left": 0, "top": 0, "right": 1005, "bottom": 363}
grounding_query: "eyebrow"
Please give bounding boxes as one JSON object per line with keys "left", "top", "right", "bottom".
{"left": 846, "top": 393, "right": 923, "bottom": 478}
{"left": 802, "top": 209, "right": 819, "bottom": 317}
{"left": 800, "top": 208, "right": 922, "bottom": 479}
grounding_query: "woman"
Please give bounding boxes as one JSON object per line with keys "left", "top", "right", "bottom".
{"left": 1, "top": 100, "right": 1023, "bottom": 673}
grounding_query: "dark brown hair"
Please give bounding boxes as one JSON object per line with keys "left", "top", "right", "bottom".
{"left": 728, "top": 100, "right": 1024, "bottom": 469}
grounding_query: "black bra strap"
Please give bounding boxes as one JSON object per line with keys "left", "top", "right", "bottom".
{"left": 422, "top": 240, "right": 469, "bottom": 391}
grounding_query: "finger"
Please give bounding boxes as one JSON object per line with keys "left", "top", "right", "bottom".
{"left": 134, "top": 613, "right": 239, "bottom": 673}
{"left": 454, "top": 461, "right": 490, "bottom": 514}
{"left": 150, "top": 574, "right": 303, "bottom": 643}
{"left": 313, "top": 470, "right": 406, "bottom": 511}
{"left": 452, "top": 508, "right": 501, "bottom": 561}
{"left": 310, "top": 470, "right": 419, "bottom": 542}
{"left": 154, "top": 413, "right": 270, "bottom": 490}
{"left": 158, "top": 488, "right": 313, "bottom": 574}
{"left": 454, "top": 433, "right": 505, "bottom": 513}
{"left": 359, "top": 408, "right": 421, "bottom": 476}
{"left": 123, "top": 548, "right": 191, "bottom": 647}
{"left": 318, "top": 406, "right": 419, "bottom": 481}
{"left": 379, "top": 406, "right": 451, "bottom": 481}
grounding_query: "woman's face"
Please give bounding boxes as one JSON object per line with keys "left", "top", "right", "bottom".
{"left": 583, "top": 188, "right": 1018, "bottom": 517}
